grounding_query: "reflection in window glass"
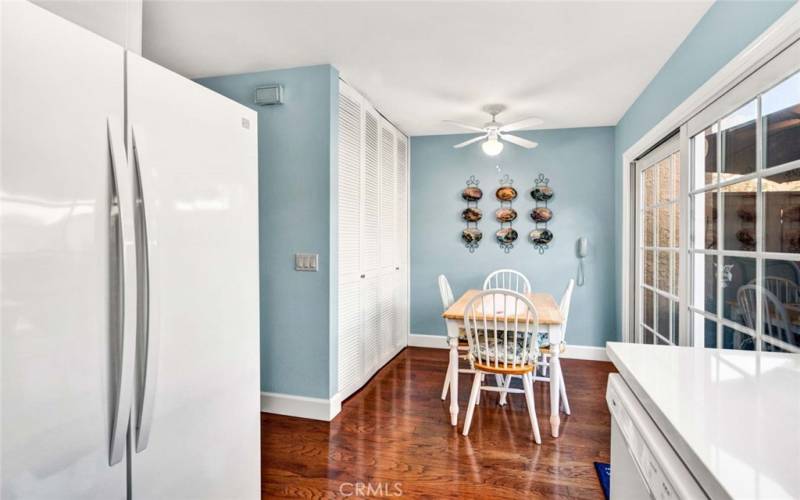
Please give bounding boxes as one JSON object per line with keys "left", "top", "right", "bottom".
{"left": 693, "top": 314, "right": 715, "bottom": 348}
{"left": 643, "top": 250, "right": 654, "bottom": 287}
{"left": 657, "top": 251, "right": 670, "bottom": 293}
{"left": 657, "top": 294, "right": 670, "bottom": 336}
{"left": 693, "top": 253, "right": 717, "bottom": 314}
{"left": 672, "top": 252, "right": 679, "bottom": 294}
{"left": 692, "top": 126, "right": 717, "bottom": 188}
{"left": 721, "top": 180, "right": 757, "bottom": 251}
{"left": 763, "top": 168, "right": 800, "bottom": 253}
{"left": 643, "top": 328, "right": 654, "bottom": 345}
{"left": 658, "top": 206, "right": 671, "bottom": 247}
{"left": 723, "top": 326, "right": 755, "bottom": 351}
{"left": 670, "top": 299, "right": 680, "bottom": 344}
{"left": 657, "top": 157, "right": 672, "bottom": 203}
{"left": 674, "top": 203, "right": 680, "bottom": 248}
{"left": 692, "top": 191, "right": 717, "bottom": 249}
{"left": 723, "top": 256, "right": 756, "bottom": 327}
{"left": 762, "top": 259, "right": 800, "bottom": 351}
{"left": 643, "top": 166, "right": 656, "bottom": 207}
{"left": 763, "top": 71, "right": 800, "bottom": 169}
{"left": 643, "top": 209, "right": 654, "bottom": 247}
{"left": 643, "top": 288, "right": 654, "bottom": 329}
{"left": 720, "top": 100, "right": 757, "bottom": 181}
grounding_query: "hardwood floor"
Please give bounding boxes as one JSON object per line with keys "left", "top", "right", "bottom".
{"left": 261, "top": 347, "right": 616, "bottom": 499}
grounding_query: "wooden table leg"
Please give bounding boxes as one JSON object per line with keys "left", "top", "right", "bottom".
{"left": 548, "top": 324, "right": 562, "bottom": 437}
{"left": 446, "top": 319, "right": 460, "bottom": 426}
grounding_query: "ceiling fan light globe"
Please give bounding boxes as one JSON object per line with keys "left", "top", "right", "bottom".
{"left": 482, "top": 138, "right": 503, "bottom": 156}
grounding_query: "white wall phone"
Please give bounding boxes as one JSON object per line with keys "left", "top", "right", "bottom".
{"left": 576, "top": 237, "right": 588, "bottom": 286}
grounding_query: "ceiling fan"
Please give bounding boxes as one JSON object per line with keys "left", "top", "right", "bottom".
{"left": 446, "top": 104, "right": 542, "bottom": 156}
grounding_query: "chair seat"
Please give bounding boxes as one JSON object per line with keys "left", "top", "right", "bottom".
{"left": 474, "top": 361, "right": 534, "bottom": 375}
{"left": 539, "top": 342, "right": 566, "bottom": 354}
{"left": 473, "top": 335, "right": 538, "bottom": 365}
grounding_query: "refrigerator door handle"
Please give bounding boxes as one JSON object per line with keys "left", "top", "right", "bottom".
{"left": 108, "top": 117, "right": 137, "bottom": 466}
{"left": 131, "top": 126, "right": 160, "bottom": 453}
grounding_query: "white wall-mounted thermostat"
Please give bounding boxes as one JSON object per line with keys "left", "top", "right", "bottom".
{"left": 254, "top": 84, "right": 283, "bottom": 106}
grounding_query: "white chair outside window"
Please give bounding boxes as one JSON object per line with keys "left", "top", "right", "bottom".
{"left": 439, "top": 275, "right": 476, "bottom": 401}
{"left": 738, "top": 284, "right": 794, "bottom": 351}
{"left": 483, "top": 269, "right": 531, "bottom": 294}
{"left": 461, "top": 289, "right": 542, "bottom": 443}
{"left": 751, "top": 276, "right": 800, "bottom": 305}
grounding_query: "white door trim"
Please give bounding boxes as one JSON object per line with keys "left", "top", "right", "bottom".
{"left": 619, "top": 3, "right": 800, "bottom": 343}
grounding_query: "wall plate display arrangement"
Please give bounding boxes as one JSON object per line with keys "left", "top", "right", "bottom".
{"left": 495, "top": 173, "right": 518, "bottom": 253}
{"left": 461, "top": 175, "right": 483, "bottom": 252}
{"left": 530, "top": 173, "right": 554, "bottom": 253}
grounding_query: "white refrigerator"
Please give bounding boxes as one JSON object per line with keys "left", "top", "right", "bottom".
{"left": 1, "top": 2, "right": 261, "bottom": 498}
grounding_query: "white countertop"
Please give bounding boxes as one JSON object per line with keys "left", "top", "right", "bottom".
{"left": 606, "top": 342, "right": 800, "bottom": 500}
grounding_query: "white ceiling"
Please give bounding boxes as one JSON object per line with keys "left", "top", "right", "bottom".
{"left": 143, "top": 1, "right": 712, "bottom": 136}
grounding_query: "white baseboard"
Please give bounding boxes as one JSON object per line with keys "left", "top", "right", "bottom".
{"left": 407, "top": 333, "right": 450, "bottom": 349}
{"left": 408, "top": 333, "right": 609, "bottom": 362}
{"left": 260, "top": 391, "right": 342, "bottom": 421}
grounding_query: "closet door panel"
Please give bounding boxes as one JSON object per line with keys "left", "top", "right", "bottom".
{"left": 362, "top": 275, "right": 380, "bottom": 374}
{"left": 395, "top": 135, "right": 409, "bottom": 347}
{"left": 337, "top": 87, "right": 363, "bottom": 398}
{"left": 380, "top": 123, "right": 396, "bottom": 271}
{"left": 362, "top": 110, "right": 381, "bottom": 275}
{"left": 337, "top": 90, "right": 362, "bottom": 282}
{"left": 338, "top": 281, "right": 362, "bottom": 398}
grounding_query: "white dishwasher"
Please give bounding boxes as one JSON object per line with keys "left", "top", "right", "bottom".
{"left": 606, "top": 374, "right": 707, "bottom": 499}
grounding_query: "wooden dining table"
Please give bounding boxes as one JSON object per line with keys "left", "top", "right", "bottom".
{"left": 442, "top": 289, "right": 566, "bottom": 438}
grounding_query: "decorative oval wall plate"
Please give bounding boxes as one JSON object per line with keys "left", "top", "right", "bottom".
{"left": 462, "top": 227, "right": 483, "bottom": 244}
{"left": 496, "top": 227, "right": 518, "bottom": 244}
{"left": 495, "top": 208, "right": 517, "bottom": 222}
{"left": 531, "top": 185, "right": 554, "bottom": 201}
{"left": 462, "top": 186, "right": 483, "bottom": 202}
{"left": 495, "top": 186, "right": 518, "bottom": 201}
{"left": 461, "top": 207, "right": 482, "bottom": 222}
{"left": 530, "top": 206, "right": 553, "bottom": 222}
{"left": 529, "top": 229, "right": 553, "bottom": 245}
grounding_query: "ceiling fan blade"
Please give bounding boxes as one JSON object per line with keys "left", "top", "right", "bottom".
{"left": 444, "top": 120, "right": 487, "bottom": 133}
{"left": 453, "top": 135, "right": 486, "bottom": 149}
{"left": 501, "top": 134, "right": 538, "bottom": 149}
{"left": 499, "top": 117, "right": 544, "bottom": 132}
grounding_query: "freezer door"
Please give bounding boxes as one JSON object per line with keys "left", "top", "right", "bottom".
{"left": 1, "top": 2, "right": 129, "bottom": 499}
{"left": 126, "top": 53, "right": 260, "bottom": 499}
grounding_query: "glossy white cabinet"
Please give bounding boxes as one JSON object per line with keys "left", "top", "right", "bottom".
{"left": 1, "top": 2, "right": 128, "bottom": 498}
{"left": 126, "top": 53, "right": 260, "bottom": 500}
{"left": 1, "top": 2, "right": 259, "bottom": 498}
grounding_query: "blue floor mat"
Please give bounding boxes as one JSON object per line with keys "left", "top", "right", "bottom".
{"left": 594, "top": 462, "right": 610, "bottom": 500}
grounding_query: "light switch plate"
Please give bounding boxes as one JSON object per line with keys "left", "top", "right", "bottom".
{"left": 294, "top": 253, "right": 319, "bottom": 272}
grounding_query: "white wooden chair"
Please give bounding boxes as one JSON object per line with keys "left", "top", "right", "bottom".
{"left": 483, "top": 269, "right": 531, "bottom": 294}
{"left": 738, "top": 284, "right": 793, "bottom": 350}
{"left": 533, "top": 279, "right": 574, "bottom": 414}
{"left": 439, "top": 275, "right": 476, "bottom": 401}
{"left": 751, "top": 276, "right": 800, "bottom": 305}
{"left": 461, "top": 289, "right": 542, "bottom": 443}
{"left": 498, "top": 279, "right": 575, "bottom": 412}
{"left": 482, "top": 269, "right": 532, "bottom": 402}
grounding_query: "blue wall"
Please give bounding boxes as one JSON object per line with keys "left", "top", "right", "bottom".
{"left": 197, "top": 65, "right": 339, "bottom": 399}
{"left": 410, "top": 127, "right": 616, "bottom": 347}
{"left": 612, "top": 0, "right": 796, "bottom": 333}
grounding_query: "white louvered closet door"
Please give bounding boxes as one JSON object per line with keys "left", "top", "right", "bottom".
{"left": 337, "top": 86, "right": 363, "bottom": 397}
{"left": 394, "top": 135, "right": 409, "bottom": 349}
{"left": 379, "top": 119, "right": 397, "bottom": 358}
{"left": 362, "top": 106, "right": 381, "bottom": 376}
{"left": 337, "top": 81, "right": 409, "bottom": 400}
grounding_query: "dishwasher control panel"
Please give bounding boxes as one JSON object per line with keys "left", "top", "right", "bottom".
{"left": 606, "top": 374, "right": 707, "bottom": 500}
